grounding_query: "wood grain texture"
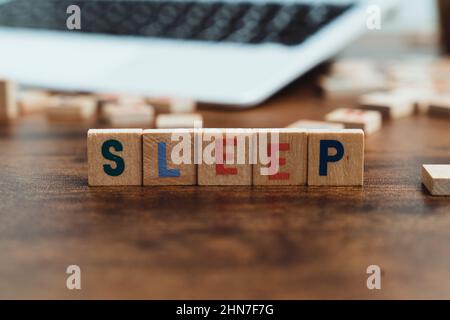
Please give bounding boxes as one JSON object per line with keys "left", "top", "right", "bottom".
{"left": 0, "top": 36, "right": 450, "bottom": 299}
{"left": 0, "top": 79, "right": 17, "bottom": 122}
{"left": 87, "top": 129, "right": 143, "bottom": 186}
{"left": 422, "top": 164, "right": 450, "bottom": 196}
{"left": 308, "top": 129, "right": 364, "bottom": 186}
{"left": 253, "top": 129, "right": 307, "bottom": 185}
{"left": 198, "top": 129, "right": 253, "bottom": 185}
{"left": 143, "top": 129, "right": 196, "bottom": 185}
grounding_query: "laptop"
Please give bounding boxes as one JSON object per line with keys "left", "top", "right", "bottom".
{"left": 0, "top": 0, "right": 398, "bottom": 107}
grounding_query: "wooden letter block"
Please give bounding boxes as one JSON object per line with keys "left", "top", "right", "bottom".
{"left": 143, "top": 129, "right": 196, "bottom": 185}
{"left": 422, "top": 165, "right": 450, "bottom": 196}
{"left": 253, "top": 129, "right": 307, "bottom": 185}
{"left": 169, "top": 98, "right": 197, "bottom": 113}
{"left": 198, "top": 129, "right": 254, "bottom": 185}
{"left": 156, "top": 113, "right": 203, "bottom": 128}
{"left": 18, "top": 89, "right": 51, "bottom": 114}
{"left": 0, "top": 79, "right": 17, "bottom": 122}
{"left": 286, "top": 119, "right": 344, "bottom": 130}
{"left": 358, "top": 91, "right": 415, "bottom": 119}
{"left": 102, "top": 103, "right": 155, "bottom": 127}
{"left": 47, "top": 95, "right": 97, "bottom": 121}
{"left": 87, "top": 129, "right": 143, "bottom": 186}
{"left": 325, "top": 108, "right": 382, "bottom": 135}
{"left": 426, "top": 94, "right": 450, "bottom": 119}
{"left": 308, "top": 129, "right": 364, "bottom": 186}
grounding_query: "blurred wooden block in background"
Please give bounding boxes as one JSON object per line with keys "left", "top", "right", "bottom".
{"left": 426, "top": 94, "right": 450, "bottom": 119}
{"left": 87, "top": 129, "right": 143, "bottom": 186}
{"left": 169, "top": 98, "right": 197, "bottom": 113}
{"left": 319, "top": 75, "right": 386, "bottom": 98}
{"left": 325, "top": 108, "right": 382, "bottom": 135}
{"left": 308, "top": 129, "right": 364, "bottom": 186}
{"left": 253, "top": 129, "right": 307, "bottom": 185}
{"left": 46, "top": 95, "right": 97, "bottom": 121}
{"left": 18, "top": 89, "right": 51, "bottom": 114}
{"left": 102, "top": 103, "right": 154, "bottom": 127}
{"left": 286, "top": 119, "right": 344, "bottom": 130}
{"left": 358, "top": 91, "right": 415, "bottom": 119}
{"left": 146, "top": 97, "right": 172, "bottom": 113}
{"left": 198, "top": 129, "right": 253, "bottom": 185}
{"left": 147, "top": 97, "right": 196, "bottom": 114}
{"left": 143, "top": 129, "right": 196, "bottom": 185}
{"left": 422, "top": 164, "right": 450, "bottom": 196}
{"left": 156, "top": 113, "right": 203, "bottom": 128}
{"left": 0, "top": 79, "right": 17, "bottom": 122}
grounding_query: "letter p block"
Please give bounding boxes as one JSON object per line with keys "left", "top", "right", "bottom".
{"left": 87, "top": 129, "right": 143, "bottom": 186}
{"left": 308, "top": 129, "right": 364, "bottom": 186}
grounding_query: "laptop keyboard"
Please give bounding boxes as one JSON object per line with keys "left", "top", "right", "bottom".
{"left": 0, "top": 0, "right": 353, "bottom": 46}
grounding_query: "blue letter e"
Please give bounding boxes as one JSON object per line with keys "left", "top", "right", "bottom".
{"left": 158, "top": 142, "right": 180, "bottom": 178}
{"left": 319, "top": 140, "right": 344, "bottom": 176}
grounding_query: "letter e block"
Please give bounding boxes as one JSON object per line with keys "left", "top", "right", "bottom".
{"left": 308, "top": 129, "right": 364, "bottom": 186}
{"left": 253, "top": 129, "right": 307, "bottom": 185}
{"left": 87, "top": 129, "right": 143, "bottom": 186}
{"left": 198, "top": 129, "right": 254, "bottom": 185}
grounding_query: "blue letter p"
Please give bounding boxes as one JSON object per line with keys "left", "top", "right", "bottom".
{"left": 319, "top": 140, "right": 344, "bottom": 176}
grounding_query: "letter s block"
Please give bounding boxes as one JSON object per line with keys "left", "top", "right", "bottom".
{"left": 307, "top": 129, "right": 364, "bottom": 186}
{"left": 87, "top": 129, "right": 143, "bottom": 186}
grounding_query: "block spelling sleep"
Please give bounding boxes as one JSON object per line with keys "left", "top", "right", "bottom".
{"left": 198, "top": 129, "right": 254, "bottom": 185}
{"left": 358, "top": 91, "right": 415, "bottom": 119}
{"left": 421, "top": 165, "right": 450, "bottom": 196}
{"left": 253, "top": 129, "right": 307, "bottom": 185}
{"left": 87, "top": 129, "right": 143, "bottom": 186}
{"left": 143, "top": 129, "right": 196, "bottom": 185}
{"left": 325, "top": 108, "right": 382, "bottom": 135}
{"left": 308, "top": 129, "right": 364, "bottom": 186}
{"left": 0, "top": 79, "right": 17, "bottom": 122}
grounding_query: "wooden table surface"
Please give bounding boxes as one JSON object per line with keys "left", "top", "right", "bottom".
{"left": 1, "top": 36, "right": 449, "bottom": 300}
